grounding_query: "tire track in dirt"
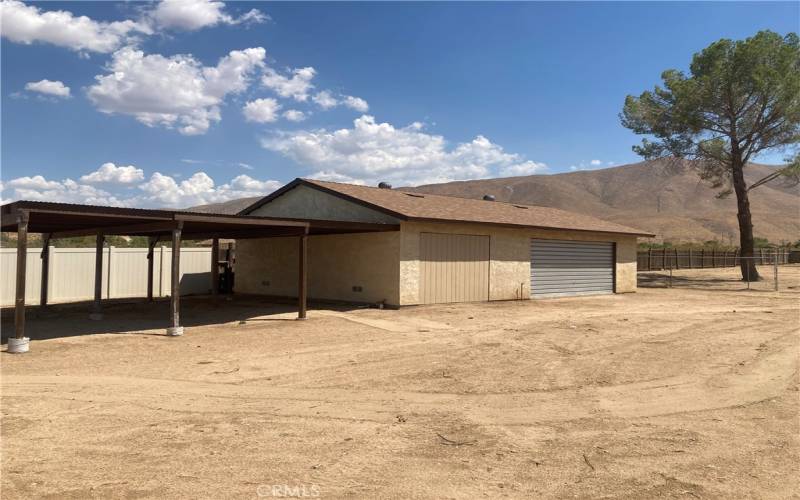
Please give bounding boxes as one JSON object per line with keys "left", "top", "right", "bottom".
{"left": 4, "top": 330, "right": 796, "bottom": 425}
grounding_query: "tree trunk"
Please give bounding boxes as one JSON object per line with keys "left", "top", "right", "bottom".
{"left": 731, "top": 154, "right": 760, "bottom": 281}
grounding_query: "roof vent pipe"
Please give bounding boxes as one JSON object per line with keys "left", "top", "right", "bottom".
{"left": 378, "top": 182, "right": 392, "bottom": 189}
{"left": 483, "top": 194, "right": 496, "bottom": 201}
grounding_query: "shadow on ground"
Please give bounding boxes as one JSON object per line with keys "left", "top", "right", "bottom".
{"left": 0, "top": 295, "right": 366, "bottom": 343}
{"left": 637, "top": 271, "right": 775, "bottom": 292}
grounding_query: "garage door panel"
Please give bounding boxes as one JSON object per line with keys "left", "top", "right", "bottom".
{"left": 420, "top": 233, "right": 489, "bottom": 304}
{"left": 531, "top": 239, "right": 614, "bottom": 298}
{"left": 532, "top": 270, "right": 614, "bottom": 277}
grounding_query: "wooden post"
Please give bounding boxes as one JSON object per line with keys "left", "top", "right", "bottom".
{"left": 648, "top": 248, "right": 653, "bottom": 271}
{"left": 701, "top": 249, "right": 705, "bottom": 268}
{"left": 90, "top": 232, "right": 104, "bottom": 320}
{"left": 211, "top": 237, "right": 219, "bottom": 296}
{"left": 675, "top": 248, "right": 679, "bottom": 270}
{"left": 146, "top": 236, "right": 157, "bottom": 302}
{"left": 297, "top": 231, "right": 308, "bottom": 320}
{"left": 712, "top": 248, "right": 716, "bottom": 268}
{"left": 167, "top": 222, "right": 184, "bottom": 336}
{"left": 662, "top": 247, "right": 667, "bottom": 270}
{"left": 40, "top": 233, "right": 51, "bottom": 308}
{"left": 14, "top": 211, "right": 29, "bottom": 340}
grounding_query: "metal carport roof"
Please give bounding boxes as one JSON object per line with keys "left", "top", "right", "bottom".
{"left": 1, "top": 201, "right": 399, "bottom": 353}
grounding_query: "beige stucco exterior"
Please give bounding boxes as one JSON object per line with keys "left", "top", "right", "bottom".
{"left": 236, "top": 220, "right": 638, "bottom": 307}
{"left": 236, "top": 231, "right": 401, "bottom": 306}
{"left": 248, "top": 184, "right": 401, "bottom": 224}
{"left": 399, "top": 221, "right": 637, "bottom": 305}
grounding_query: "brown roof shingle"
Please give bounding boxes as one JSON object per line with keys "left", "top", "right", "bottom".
{"left": 244, "top": 178, "right": 653, "bottom": 237}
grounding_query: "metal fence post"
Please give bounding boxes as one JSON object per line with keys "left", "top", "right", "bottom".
{"left": 669, "top": 265, "right": 673, "bottom": 288}
{"left": 774, "top": 254, "right": 778, "bottom": 292}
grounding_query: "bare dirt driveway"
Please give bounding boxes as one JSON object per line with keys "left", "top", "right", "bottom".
{"left": 2, "top": 267, "right": 799, "bottom": 499}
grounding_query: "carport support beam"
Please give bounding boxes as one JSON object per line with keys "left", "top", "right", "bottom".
{"left": 90, "top": 232, "right": 104, "bottom": 320}
{"left": 167, "top": 222, "right": 184, "bottom": 336}
{"left": 146, "top": 236, "right": 157, "bottom": 302}
{"left": 297, "top": 231, "right": 308, "bottom": 320}
{"left": 211, "top": 237, "right": 219, "bottom": 297}
{"left": 10, "top": 211, "right": 30, "bottom": 353}
{"left": 40, "top": 233, "right": 51, "bottom": 309}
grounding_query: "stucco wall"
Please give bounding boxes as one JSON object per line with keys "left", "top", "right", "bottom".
{"left": 236, "top": 219, "right": 638, "bottom": 307}
{"left": 399, "top": 221, "right": 638, "bottom": 305}
{"left": 236, "top": 231, "right": 401, "bottom": 306}
{"left": 248, "top": 185, "right": 400, "bottom": 224}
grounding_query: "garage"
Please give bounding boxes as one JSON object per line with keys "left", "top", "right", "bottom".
{"left": 235, "top": 178, "right": 649, "bottom": 306}
{"left": 530, "top": 239, "right": 615, "bottom": 298}
{"left": 419, "top": 232, "right": 489, "bottom": 304}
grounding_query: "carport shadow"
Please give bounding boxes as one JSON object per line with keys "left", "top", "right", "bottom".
{"left": 0, "top": 295, "right": 365, "bottom": 343}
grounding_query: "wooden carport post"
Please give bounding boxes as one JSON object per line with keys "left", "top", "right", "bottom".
{"left": 40, "top": 233, "right": 51, "bottom": 309}
{"left": 89, "top": 231, "right": 104, "bottom": 320}
{"left": 297, "top": 229, "right": 308, "bottom": 320}
{"left": 167, "top": 221, "right": 184, "bottom": 336}
{"left": 211, "top": 237, "right": 219, "bottom": 297}
{"left": 9, "top": 211, "right": 30, "bottom": 353}
{"left": 146, "top": 236, "right": 158, "bottom": 302}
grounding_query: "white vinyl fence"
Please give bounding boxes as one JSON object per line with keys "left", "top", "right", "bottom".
{"left": 0, "top": 246, "right": 213, "bottom": 306}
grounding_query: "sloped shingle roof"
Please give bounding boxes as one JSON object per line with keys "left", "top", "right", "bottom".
{"left": 242, "top": 178, "right": 654, "bottom": 237}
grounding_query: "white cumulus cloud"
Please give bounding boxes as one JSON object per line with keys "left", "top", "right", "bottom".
{"left": 24, "top": 79, "right": 71, "bottom": 98}
{"left": 148, "top": 0, "right": 267, "bottom": 31}
{"left": 0, "top": 0, "right": 266, "bottom": 55}
{"left": 282, "top": 109, "right": 307, "bottom": 122}
{"left": 499, "top": 161, "right": 548, "bottom": 177}
{"left": 87, "top": 46, "right": 266, "bottom": 135}
{"left": 342, "top": 95, "right": 369, "bottom": 112}
{"left": 312, "top": 90, "right": 338, "bottom": 110}
{"left": 243, "top": 98, "right": 281, "bottom": 123}
{"left": 1, "top": 168, "right": 282, "bottom": 208}
{"left": 137, "top": 172, "right": 281, "bottom": 207}
{"left": 261, "top": 115, "right": 547, "bottom": 186}
{"left": 80, "top": 162, "right": 145, "bottom": 185}
{"left": 261, "top": 67, "right": 316, "bottom": 101}
{"left": 0, "top": 0, "right": 150, "bottom": 53}
{"left": 311, "top": 91, "right": 368, "bottom": 112}
{"left": 3, "top": 175, "right": 125, "bottom": 206}
{"left": 569, "top": 159, "right": 614, "bottom": 171}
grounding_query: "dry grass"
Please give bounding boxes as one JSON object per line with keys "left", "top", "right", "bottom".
{"left": 2, "top": 267, "right": 799, "bottom": 498}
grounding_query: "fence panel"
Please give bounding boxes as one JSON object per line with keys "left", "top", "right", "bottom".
{"left": 637, "top": 249, "right": 790, "bottom": 271}
{"left": 0, "top": 246, "right": 212, "bottom": 306}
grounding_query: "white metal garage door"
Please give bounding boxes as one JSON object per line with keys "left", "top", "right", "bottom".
{"left": 530, "top": 239, "right": 614, "bottom": 298}
{"left": 419, "top": 233, "right": 490, "bottom": 304}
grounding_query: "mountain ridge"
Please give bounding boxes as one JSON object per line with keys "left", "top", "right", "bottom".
{"left": 401, "top": 159, "right": 799, "bottom": 243}
{"left": 190, "top": 159, "right": 799, "bottom": 243}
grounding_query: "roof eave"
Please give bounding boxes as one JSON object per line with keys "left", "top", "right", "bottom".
{"left": 402, "top": 216, "right": 654, "bottom": 237}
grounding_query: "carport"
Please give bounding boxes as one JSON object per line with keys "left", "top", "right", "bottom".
{"left": 1, "top": 201, "right": 318, "bottom": 353}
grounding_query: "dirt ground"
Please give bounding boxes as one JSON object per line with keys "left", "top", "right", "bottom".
{"left": 2, "top": 266, "right": 799, "bottom": 499}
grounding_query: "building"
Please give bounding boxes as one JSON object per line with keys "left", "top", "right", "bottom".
{"left": 235, "top": 178, "right": 653, "bottom": 306}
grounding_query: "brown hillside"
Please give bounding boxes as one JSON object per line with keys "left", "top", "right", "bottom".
{"left": 405, "top": 159, "right": 800, "bottom": 244}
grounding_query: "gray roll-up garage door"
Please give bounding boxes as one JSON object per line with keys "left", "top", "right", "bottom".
{"left": 530, "top": 239, "right": 614, "bottom": 298}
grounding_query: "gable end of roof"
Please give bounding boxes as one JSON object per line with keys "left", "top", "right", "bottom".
{"left": 238, "top": 178, "right": 410, "bottom": 221}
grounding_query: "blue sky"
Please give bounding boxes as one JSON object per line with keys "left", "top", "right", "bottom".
{"left": 1, "top": 1, "right": 797, "bottom": 208}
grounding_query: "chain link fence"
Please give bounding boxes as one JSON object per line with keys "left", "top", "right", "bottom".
{"left": 637, "top": 259, "right": 800, "bottom": 292}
